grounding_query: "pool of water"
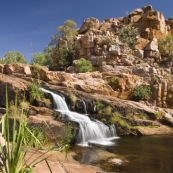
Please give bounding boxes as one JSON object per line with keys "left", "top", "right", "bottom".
{"left": 72, "top": 135, "right": 173, "bottom": 173}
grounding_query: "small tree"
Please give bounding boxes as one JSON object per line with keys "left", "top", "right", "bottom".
{"left": 158, "top": 34, "right": 173, "bottom": 58}
{"left": 49, "top": 20, "right": 77, "bottom": 70}
{"left": 32, "top": 52, "right": 51, "bottom": 68}
{"left": 76, "top": 59, "right": 92, "bottom": 73}
{"left": 132, "top": 85, "right": 151, "bottom": 101}
{"left": 117, "top": 23, "right": 138, "bottom": 48}
{"left": 0, "top": 51, "right": 26, "bottom": 64}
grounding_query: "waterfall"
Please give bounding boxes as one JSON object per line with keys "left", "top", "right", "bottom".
{"left": 82, "top": 100, "right": 87, "bottom": 114}
{"left": 41, "top": 88, "right": 118, "bottom": 146}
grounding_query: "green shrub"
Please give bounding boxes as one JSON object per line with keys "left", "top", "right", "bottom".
{"left": 106, "top": 77, "right": 119, "bottom": 85}
{"left": 63, "top": 123, "right": 75, "bottom": 145}
{"left": 76, "top": 59, "right": 92, "bottom": 73}
{"left": 33, "top": 63, "right": 41, "bottom": 79}
{"left": 103, "top": 105, "right": 112, "bottom": 114}
{"left": 95, "top": 100, "right": 104, "bottom": 110}
{"left": 158, "top": 34, "right": 173, "bottom": 58}
{"left": 154, "top": 111, "right": 162, "bottom": 119}
{"left": 27, "top": 82, "right": 44, "bottom": 103}
{"left": 132, "top": 85, "right": 151, "bottom": 101}
{"left": 117, "top": 23, "right": 138, "bottom": 48}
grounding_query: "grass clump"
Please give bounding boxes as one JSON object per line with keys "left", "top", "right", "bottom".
{"left": 126, "top": 113, "right": 148, "bottom": 120}
{"left": 69, "top": 93, "right": 77, "bottom": 103}
{"left": 109, "top": 112, "right": 130, "bottom": 128}
{"left": 0, "top": 87, "right": 69, "bottom": 173}
{"left": 33, "top": 63, "right": 41, "bottom": 79}
{"left": 63, "top": 123, "right": 75, "bottom": 145}
{"left": 27, "top": 82, "right": 44, "bottom": 103}
{"left": 23, "top": 124, "right": 48, "bottom": 149}
{"left": 95, "top": 100, "right": 104, "bottom": 110}
{"left": 106, "top": 77, "right": 119, "bottom": 85}
{"left": 154, "top": 111, "right": 163, "bottom": 119}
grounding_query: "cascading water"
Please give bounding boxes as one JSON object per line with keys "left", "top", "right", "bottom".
{"left": 41, "top": 88, "right": 118, "bottom": 146}
{"left": 82, "top": 100, "right": 87, "bottom": 114}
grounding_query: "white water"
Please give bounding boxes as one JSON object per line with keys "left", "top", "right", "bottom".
{"left": 82, "top": 100, "right": 87, "bottom": 114}
{"left": 41, "top": 88, "right": 118, "bottom": 146}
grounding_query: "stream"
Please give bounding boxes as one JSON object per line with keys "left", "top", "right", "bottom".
{"left": 41, "top": 88, "right": 173, "bottom": 173}
{"left": 72, "top": 135, "right": 173, "bottom": 173}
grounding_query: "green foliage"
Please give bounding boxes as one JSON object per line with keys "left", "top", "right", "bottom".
{"left": 101, "top": 34, "right": 117, "bottom": 46}
{"left": 109, "top": 112, "right": 130, "bottom": 128}
{"left": 32, "top": 52, "right": 52, "bottom": 68}
{"left": 0, "top": 88, "right": 68, "bottom": 172}
{"left": 132, "top": 85, "right": 151, "bottom": 101}
{"left": 56, "top": 45, "right": 76, "bottom": 70}
{"left": 58, "top": 20, "right": 77, "bottom": 40}
{"left": 33, "top": 63, "right": 41, "bottom": 78}
{"left": 69, "top": 93, "right": 77, "bottom": 103}
{"left": 158, "top": 34, "right": 173, "bottom": 57}
{"left": 76, "top": 59, "right": 92, "bottom": 73}
{"left": 117, "top": 23, "right": 138, "bottom": 48}
{"left": 49, "top": 20, "right": 77, "bottom": 70}
{"left": 126, "top": 113, "right": 148, "bottom": 120}
{"left": 95, "top": 100, "right": 104, "bottom": 110}
{"left": 0, "top": 88, "right": 42, "bottom": 172}
{"left": 0, "top": 51, "right": 26, "bottom": 64}
{"left": 23, "top": 125, "right": 48, "bottom": 149}
{"left": 106, "top": 77, "right": 119, "bottom": 85}
{"left": 154, "top": 111, "right": 162, "bottom": 119}
{"left": 103, "top": 105, "right": 112, "bottom": 115}
{"left": 97, "top": 104, "right": 113, "bottom": 118}
{"left": 63, "top": 123, "right": 75, "bottom": 145}
{"left": 27, "top": 82, "right": 44, "bottom": 103}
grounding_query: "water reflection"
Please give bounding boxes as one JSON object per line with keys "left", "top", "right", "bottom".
{"left": 73, "top": 135, "right": 173, "bottom": 173}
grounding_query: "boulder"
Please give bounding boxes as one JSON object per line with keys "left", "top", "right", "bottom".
{"left": 134, "top": 50, "right": 144, "bottom": 59}
{"left": 4, "top": 64, "right": 14, "bottom": 74}
{"left": 145, "top": 38, "right": 159, "bottom": 51}
{"left": 133, "top": 37, "right": 149, "bottom": 50}
{"left": 0, "top": 65, "right": 4, "bottom": 73}
{"left": 23, "top": 66, "right": 32, "bottom": 76}
{"left": 145, "top": 50, "right": 160, "bottom": 59}
{"left": 78, "top": 17, "right": 100, "bottom": 34}
{"left": 142, "top": 5, "right": 153, "bottom": 13}
{"left": 108, "top": 45, "right": 121, "bottom": 55}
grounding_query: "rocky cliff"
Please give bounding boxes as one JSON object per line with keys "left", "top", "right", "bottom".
{"left": 0, "top": 63, "right": 173, "bottom": 136}
{"left": 1, "top": 5, "right": 173, "bottom": 138}
{"left": 52, "top": 5, "right": 173, "bottom": 70}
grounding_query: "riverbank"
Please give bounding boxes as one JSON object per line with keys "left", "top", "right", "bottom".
{"left": 26, "top": 149, "right": 105, "bottom": 173}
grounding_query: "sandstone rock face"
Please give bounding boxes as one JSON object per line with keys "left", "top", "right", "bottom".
{"left": 0, "top": 65, "right": 4, "bottom": 73}
{"left": 0, "top": 73, "right": 28, "bottom": 107}
{"left": 133, "top": 37, "right": 149, "bottom": 50}
{"left": 140, "top": 10, "right": 166, "bottom": 39}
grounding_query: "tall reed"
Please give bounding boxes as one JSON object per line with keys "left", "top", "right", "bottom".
{"left": 0, "top": 87, "right": 69, "bottom": 173}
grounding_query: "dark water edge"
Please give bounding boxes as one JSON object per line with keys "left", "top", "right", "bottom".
{"left": 72, "top": 135, "right": 173, "bottom": 173}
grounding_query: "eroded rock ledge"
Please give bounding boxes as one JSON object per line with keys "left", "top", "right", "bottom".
{"left": 0, "top": 63, "right": 173, "bottom": 137}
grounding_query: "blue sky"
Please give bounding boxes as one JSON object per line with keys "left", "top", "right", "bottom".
{"left": 0, "top": 0, "right": 173, "bottom": 62}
